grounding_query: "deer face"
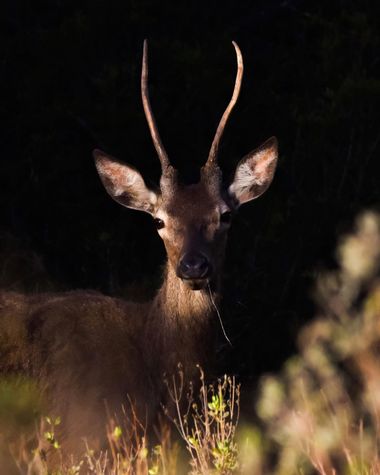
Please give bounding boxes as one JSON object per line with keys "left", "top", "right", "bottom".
{"left": 93, "top": 41, "right": 278, "bottom": 290}
{"left": 153, "top": 181, "right": 230, "bottom": 289}
{"left": 94, "top": 136, "right": 277, "bottom": 290}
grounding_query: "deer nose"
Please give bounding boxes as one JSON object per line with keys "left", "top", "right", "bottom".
{"left": 178, "top": 253, "right": 210, "bottom": 280}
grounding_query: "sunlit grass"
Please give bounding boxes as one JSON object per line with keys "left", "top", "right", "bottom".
{"left": 167, "top": 369, "right": 240, "bottom": 475}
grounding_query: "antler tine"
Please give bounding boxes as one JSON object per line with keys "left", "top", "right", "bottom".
{"left": 141, "top": 39, "right": 171, "bottom": 172}
{"left": 206, "top": 41, "right": 244, "bottom": 167}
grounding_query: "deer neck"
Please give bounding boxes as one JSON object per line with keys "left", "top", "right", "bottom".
{"left": 154, "top": 263, "right": 220, "bottom": 320}
{"left": 145, "top": 262, "right": 220, "bottom": 378}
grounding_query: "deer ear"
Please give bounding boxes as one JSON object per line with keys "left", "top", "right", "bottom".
{"left": 93, "top": 149, "right": 158, "bottom": 214}
{"left": 228, "top": 137, "right": 278, "bottom": 207}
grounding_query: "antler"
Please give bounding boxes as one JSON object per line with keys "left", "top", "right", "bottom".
{"left": 141, "top": 40, "right": 171, "bottom": 173}
{"left": 205, "top": 41, "right": 244, "bottom": 168}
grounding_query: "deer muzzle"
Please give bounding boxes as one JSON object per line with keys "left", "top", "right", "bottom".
{"left": 177, "top": 252, "right": 212, "bottom": 285}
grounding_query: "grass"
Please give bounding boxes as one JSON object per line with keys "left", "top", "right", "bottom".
{"left": 167, "top": 370, "right": 240, "bottom": 475}
{"left": 1, "top": 210, "right": 380, "bottom": 474}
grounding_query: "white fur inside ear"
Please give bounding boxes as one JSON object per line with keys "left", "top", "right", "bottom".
{"left": 95, "top": 155, "right": 157, "bottom": 213}
{"left": 112, "top": 167, "right": 156, "bottom": 206}
{"left": 235, "top": 150, "right": 275, "bottom": 189}
{"left": 229, "top": 160, "right": 257, "bottom": 199}
{"left": 96, "top": 160, "right": 135, "bottom": 196}
{"left": 229, "top": 161, "right": 255, "bottom": 195}
{"left": 229, "top": 145, "right": 277, "bottom": 204}
{"left": 114, "top": 168, "right": 137, "bottom": 196}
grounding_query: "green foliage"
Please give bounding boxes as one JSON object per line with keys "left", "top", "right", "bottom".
{"left": 170, "top": 371, "right": 240, "bottom": 475}
{"left": 44, "top": 416, "right": 61, "bottom": 450}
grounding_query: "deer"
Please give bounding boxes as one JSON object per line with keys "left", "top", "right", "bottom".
{"left": 0, "top": 40, "right": 278, "bottom": 459}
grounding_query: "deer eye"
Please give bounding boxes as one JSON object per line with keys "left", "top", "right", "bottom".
{"left": 153, "top": 217, "right": 165, "bottom": 229}
{"left": 220, "top": 211, "right": 232, "bottom": 224}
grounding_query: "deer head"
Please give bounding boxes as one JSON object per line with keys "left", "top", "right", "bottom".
{"left": 94, "top": 41, "right": 278, "bottom": 291}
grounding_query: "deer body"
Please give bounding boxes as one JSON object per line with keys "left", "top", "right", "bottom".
{"left": 0, "top": 41, "right": 278, "bottom": 456}
{"left": 0, "top": 266, "right": 216, "bottom": 450}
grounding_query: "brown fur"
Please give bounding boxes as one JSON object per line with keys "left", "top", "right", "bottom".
{"left": 0, "top": 259, "right": 217, "bottom": 455}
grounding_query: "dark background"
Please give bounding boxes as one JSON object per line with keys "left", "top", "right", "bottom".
{"left": 1, "top": 0, "right": 379, "bottom": 392}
